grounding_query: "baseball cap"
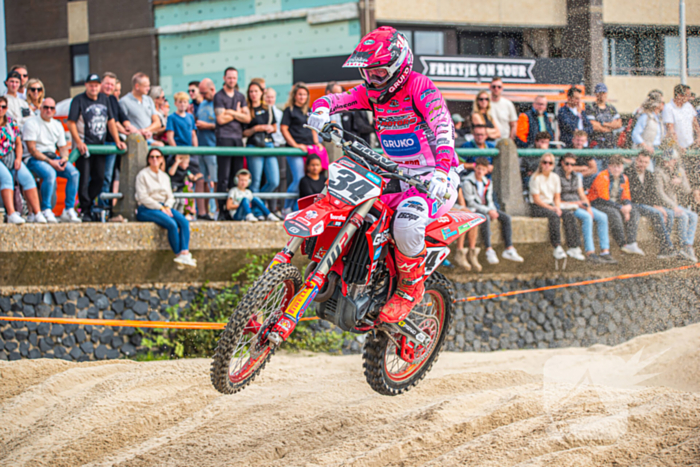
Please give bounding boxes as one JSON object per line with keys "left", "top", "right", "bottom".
{"left": 5, "top": 71, "right": 21, "bottom": 82}
{"left": 85, "top": 73, "right": 101, "bottom": 83}
{"left": 452, "top": 113, "right": 465, "bottom": 123}
{"left": 594, "top": 83, "right": 608, "bottom": 94}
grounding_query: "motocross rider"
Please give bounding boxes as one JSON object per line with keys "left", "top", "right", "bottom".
{"left": 308, "top": 26, "right": 460, "bottom": 324}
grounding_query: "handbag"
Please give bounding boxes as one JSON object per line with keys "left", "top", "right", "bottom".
{"left": 250, "top": 108, "right": 273, "bottom": 148}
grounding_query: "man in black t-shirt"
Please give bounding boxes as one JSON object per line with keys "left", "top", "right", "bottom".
{"left": 99, "top": 72, "right": 132, "bottom": 221}
{"left": 67, "top": 73, "right": 125, "bottom": 221}
{"left": 214, "top": 67, "right": 251, "bottom": 215}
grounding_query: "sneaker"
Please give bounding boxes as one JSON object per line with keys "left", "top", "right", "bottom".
{"left": 621, "top": 242, "right": 645, "bottom": 255}
{"left": 657, "top": 249, "right": 678, "bottom": 260}
{"left": 80, "top": 214, "right": 93, "bottom": 223}
{"left": 174, "top": 254, "right": 197, "bottom": 268}
{"left": 566, "top": 247, "right": 586, "bottom": 261}
{"left": 485, "top": 248, "right": 499, "bottom": 265}
{"left": 553, "top": 246, "right": 566, "bottom": 260}
{"left": 266, "top": 212, "right": 281, "bottom": 221}
{"left": 196, "top": 214, "right": 211, "bottom": 222}
{"left": 586, "top": 253, "right": 604, "bottom": 264}
{"left": 6, "top": 212, "right": 25, "bottom": 224}
{"left": 30, "top": 211, "right": 47, "bottom": 224}
{"left": 454, "top": 248, "right": 471, "bottom": 271}
{"left": 42, "top": 209, "right": 58, "bottom": 224}
{"left": 245, "top": 213, "right": 258, "bottom": 222}
{"left": 109, "top": 214, "right": 126, "bottom": 223}
{"left": 598, "top": 253, "right": 618, "bottom": 265}
{"left": 60, "top": 208, "right": 82, "bottom": 223}
{"left": 502, "top": 247, "right": 524, "bottom": 263}
{"left": 679, "top": 246, "right": 698, "bottom": 263}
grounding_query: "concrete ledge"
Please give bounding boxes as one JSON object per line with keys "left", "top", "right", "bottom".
{"left": 0, "top": 217, "right": 678, "bottom": 287}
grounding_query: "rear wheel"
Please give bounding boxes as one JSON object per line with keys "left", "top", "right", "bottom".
{"left": 210, "top": 263, "right": 302, "bottom": 394}
{"left": 363, "top": 272, "right": 454, "bottom": 396}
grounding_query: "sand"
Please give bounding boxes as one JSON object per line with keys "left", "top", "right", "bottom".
{"left": 1, "top": 323, "right": 699, "bottom": 467}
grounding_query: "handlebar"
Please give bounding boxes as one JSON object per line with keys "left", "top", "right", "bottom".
{"left": 304, "top": 123, "right": 450, "bottom": 200}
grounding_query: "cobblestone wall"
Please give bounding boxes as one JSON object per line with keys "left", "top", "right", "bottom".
{"left": 1, "top": 274, "right": 699, "bottom": 361}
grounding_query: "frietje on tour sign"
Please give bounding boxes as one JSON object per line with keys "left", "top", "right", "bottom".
{"left": 419, "top": 56, "right": 537, "bottom": 83}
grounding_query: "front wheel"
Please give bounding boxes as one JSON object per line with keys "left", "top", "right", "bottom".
{"left": 363, "top": 272, "right": 454, "bottom": 396}
{"left": 210, "top": 263, "right": 302, "bottom": 394}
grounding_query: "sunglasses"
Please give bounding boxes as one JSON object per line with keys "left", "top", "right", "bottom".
{"left": 29, "top": 87, "right": 43, "bottom": 92}
{"left": 148, "top": 154, "right": 163, "bottom": 159}
{"left": 42, "top": 106, "right": 55, "bottom": 110}
{"left": 0, "top": 105, "right": 7, "bottom": 110}
{"left": 478, "top": 97, "right": 489, "bottom": 101}
{"left": 541, "top": 161, "right": 554, "bottom": 165}
{"left": 19, "top": 74, "right": 28, "bottom": 78}
{"left": 562, "top": 162, "right": 574, "bottom": 166}
{"left": 188, "top": 89, "right": 197, "bottom": 93}
{"left": 491, "top": 85, "right": 502, "bottom": 89}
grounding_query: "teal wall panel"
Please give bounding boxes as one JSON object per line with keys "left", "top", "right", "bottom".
{"left": 156, "top": 1, "right": 360, "bottom": 105}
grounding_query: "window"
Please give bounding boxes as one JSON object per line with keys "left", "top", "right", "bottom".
{"left": 414, "top": 31, "right": 444, "bottom": 55}
{"left": 70, "top": 44, "right": 89, "bottom": 86}
{"left": 394, "top": 30, "right": 444, "bottom": 55}
{"left": 459, "top": 31, "right": 523, "bottom": 57}
{"left": 605, "top": 30, "right": 700, "bottom": 77}
{"left": 664, "top": 36, "right": 700, "bottom": 77}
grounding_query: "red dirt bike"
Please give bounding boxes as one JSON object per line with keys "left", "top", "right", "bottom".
{"left": 211, "top": 124, "right": 484, "bottom": 396}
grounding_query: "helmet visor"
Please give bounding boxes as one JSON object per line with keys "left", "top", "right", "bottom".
{"left": 361, "top": 67, "right": 391, "bottom": 87}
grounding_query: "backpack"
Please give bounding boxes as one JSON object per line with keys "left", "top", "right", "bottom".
{"left": 617, "top": 114, "right": 639, "bottom": 149}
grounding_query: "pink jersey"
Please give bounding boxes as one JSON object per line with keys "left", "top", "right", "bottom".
{"left": 312, "top": 71, "right": 458, "bottom": 174}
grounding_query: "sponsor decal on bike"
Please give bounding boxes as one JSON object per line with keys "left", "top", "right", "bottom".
{"left": 424, "top": 247, "right": 449, "bottom": 275}
{"left": 440, "top": 227, "right": 459, "bottom": 240}
{"left": 330, "top": 214, "right": 347, "bottom": 221}
{"left": 296, "top": 217, "right": 311, "bottom": 226}
{"left": 306, "top": 210, "right": 318, "bottom": 219}
{"left": 313, "top": 247, "right": 327, "bottom": 260}
{"left": 373, "top": 245, "right": 383, "bottom": 259}
{"left": 380, "top": 133, "right": 420, "bottom": 156}
{"left": 285, "top": 210, "right": 300, "bottom": 220}
{"left": 331, "top": 221, "right": 343, "bottom": 227}
{"left": 284, "top": 285, "right": 318, "bottom": 320}
{"left": 338, "top": 159, "right": 355, "bottom": 168}
{"left": 419, "top": 88, "right": 436, "bottom": 101}
{"left": 288, "top": 226, "right": 300, "bottom": 234}
{"left": 437, "top": 216, "right": 450, "bottom": 223}
{"left": 365, "top": 172, "right": 382, "bottom": 185}
{"left": 312, "top": 222, "right": 324, "bottom": 236}
{"left": 458, "top": 218, "right": 484, "bottom": 234}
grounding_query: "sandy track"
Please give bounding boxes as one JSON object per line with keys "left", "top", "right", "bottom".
{"left": 1, "top": 323, "right": 699, "bottom": 467}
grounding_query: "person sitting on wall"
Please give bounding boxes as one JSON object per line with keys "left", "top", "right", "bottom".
{"left": 588, "top": 155, "right": 645, "bottom": 256}
{"left": 463, "top": 157, "right": 524, "bottom": 265}
{"left": 226, "top": 168, "right": 280, "bottom": 222}
{"left": 461, "top": 124, "right": 494, "bottom": 173}
{"left": 135, "top": 147, "right": 197, "bottom": 269}
{"left": 521, "top": 131, "right": 551, "bottom": 190}
{"left": 570, "top": 130, "right": 601, "bottom": 189}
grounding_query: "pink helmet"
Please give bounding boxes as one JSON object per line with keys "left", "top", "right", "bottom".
{"left": 343, "top": 26, "right": 413, "bottom": 104}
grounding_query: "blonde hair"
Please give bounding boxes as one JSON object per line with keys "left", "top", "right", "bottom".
{"left": 285, "top": 82, "right": 310, "bottom": 115}
{"left": 25, "top": 78, "right": 45, "bottom": 109}
{"left": 473, "top": 90, "right": 493, "bottom": 121}
{"left": 173, "top": 91, "right": 189, "bottom": 103}
{"left": 534, "top": 153, "right": 556, "bottom": 178}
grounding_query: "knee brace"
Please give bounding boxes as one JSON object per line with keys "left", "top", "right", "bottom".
{"left": 393, "top": 197, "right": 431, "bottom": 257}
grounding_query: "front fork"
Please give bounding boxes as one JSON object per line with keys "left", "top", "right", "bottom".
{"left": 266, "top": 200, "right": 377, "bottom": 346}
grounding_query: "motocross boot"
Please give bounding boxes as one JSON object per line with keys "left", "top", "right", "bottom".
{"left": 378, "top": 247, "right": 427, "bottom": 323}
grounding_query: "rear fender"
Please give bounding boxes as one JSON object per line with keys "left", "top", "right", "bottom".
{"left": 426, "top": 211, "right": 485, "bottom": 247}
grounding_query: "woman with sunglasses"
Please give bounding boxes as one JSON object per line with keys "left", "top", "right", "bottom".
{"left": 25, "top": 78, "right": 45, "bottom": 116}
{"left": 135, "top": 148, "right": 197, "bottom": 268}
{"left": 471, "top": 91, "right": 501, "bottom": 141}
{"left": 528, "top": 153, "right": 579, "bottom": 260}
{"left": 0, "top": 96, "right": 43, "bottom": 224}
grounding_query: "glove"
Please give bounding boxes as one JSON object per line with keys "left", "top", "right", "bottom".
{"left": 307, "top": 109, "right": 330, "bottom": 133}
{"left": 428, "top": 170, "right": 450, "bottom": 199}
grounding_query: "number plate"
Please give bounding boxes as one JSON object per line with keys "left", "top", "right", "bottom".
{"left": 328, "top": 157, "right": 382, "bottom": 206}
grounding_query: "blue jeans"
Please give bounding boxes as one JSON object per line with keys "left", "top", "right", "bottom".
{"left": 0, "top": 160, "right": 36, "bottom": 191}
{"left": 634, "top": 204, "right": 674, "bottom": 251}
{"left": 284, "top": 156, "right": 305, "bottom": 210}
{"left": 136, "top": 206, "right": 190, "bottom": 254}
{"left": 199, "top": 154, "right": 218, "bottom": 183}
{"left": 26, "top": 156, "right": 80, "bottom": 210}
{"left": 232, "top": 197, "right": 271, "bottom": 220}
{"left": 667, "top": 206, "right": 698, "bottom": 247}
{"left": 573, "top": 207, "right": 610, "bottom": 253}
{"left": 247, "top": 143, "right": 280, "bottom": 193}
{"left": 99, "top": 151, "right": 117, "bottom": 209}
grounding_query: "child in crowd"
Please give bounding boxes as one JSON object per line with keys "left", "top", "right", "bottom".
{"left": 226, "top": 169, "right": 280, "bottom": 222}
{"left": 167, "top": 154, "right": 202, "bottom": 219}
{"left": 298, "top": 155, "right": 326, "bottom": 199}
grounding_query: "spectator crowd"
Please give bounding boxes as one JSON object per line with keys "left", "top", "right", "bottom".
{"left": 1, "top": 64, "right": 700, "bottom": 272}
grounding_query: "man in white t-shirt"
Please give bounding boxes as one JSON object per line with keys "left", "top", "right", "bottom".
{"left": 23, "top": 98, "right": 81, "bottom": 223}
{"left": 489, "top": 77, "right": 517, "bottom": 141}
{"left": 663, "top": 84, "right": 700, "bottom": 149}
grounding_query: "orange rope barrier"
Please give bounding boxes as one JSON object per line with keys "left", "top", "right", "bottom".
{"left": 0, "top": 263, "right": 696, "bottom": 330}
